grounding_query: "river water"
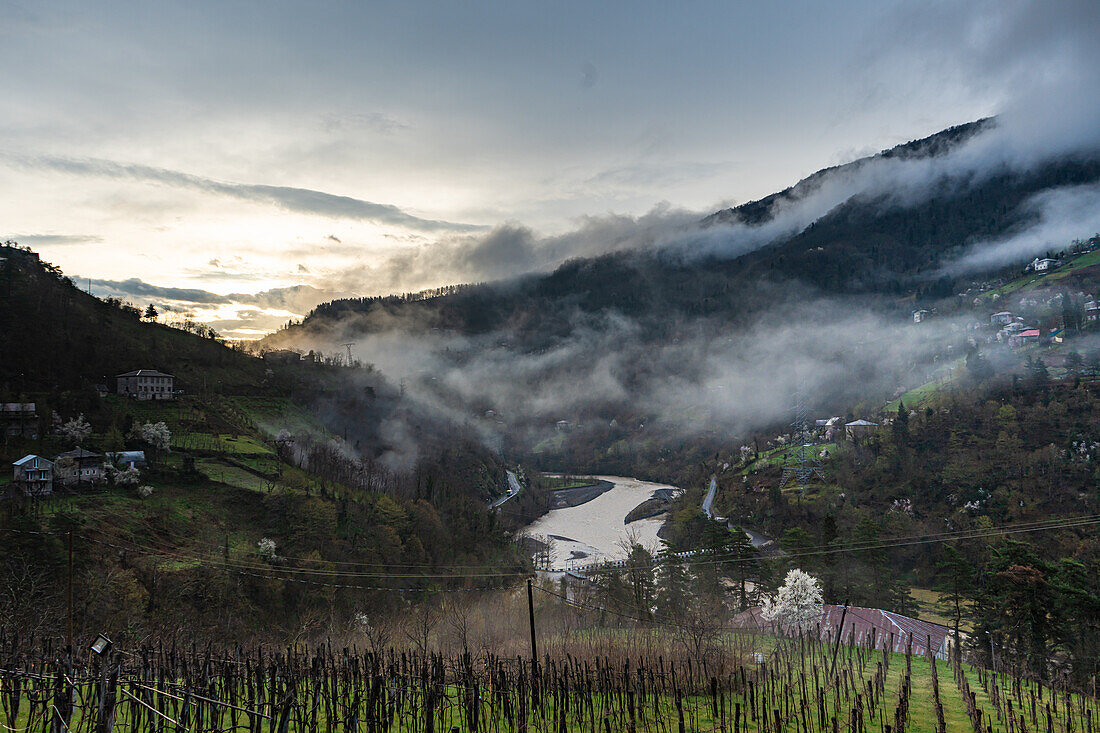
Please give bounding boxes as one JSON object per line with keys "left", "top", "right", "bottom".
{"left": 525, "top": 475, "right": 681, "bottom": 568}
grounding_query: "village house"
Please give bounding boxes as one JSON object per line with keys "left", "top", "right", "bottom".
{"left": 116, "top": 369, "right": 175, "bottom": 400}
{"left": 996, "top": 320, "right": 1029, "bottom": 341}
{"left": 54, "top": 447, "right": 104, "bottom": 487}
{"left": 1009, "top": 329, "right": 1041, "bottom": 348}
{"left": 815, "top": 416, "right": 843, "bottom": 441}
{"left": 261, "top": 349, "right": 302, "bottom": 365}
{"left": 11, "top": 455, "right": 53, "bottom": 496}
{"left": 845, "top": 419, "right": 878, "bottom": 440}
{"left": 990, "top": 311, "right": 1016, "bottom": 326}
{"left": 912, "top": 309, "right": 931, "bottom": 323}
{"left": 1, "top": 403, "right": 38, "bottom": 439}
{"left": 1028, "top": 257, "right": 1061, "bottom": 272}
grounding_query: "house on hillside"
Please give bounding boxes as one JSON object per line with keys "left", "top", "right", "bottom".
{"left": 261, "top": 349, "right": 302, "bottom": 365}
{"left": 117, "top": 370, "right": 174, "bottom": 400}
{"left": 1, "top": 403, "right": 38, "bottom": 439}
{"left": 54, "top": 447, "right": 104, "bottom": 487}
{"left": 1009, "top": 329, "right": 1041, "bottom": 348}
{"left": 912, "top": 309, "right": 931, "bottom": 323}
{"left": 815, "top": 417, "right": 843, "bottom": 441}
{"left": 845, "top": 419, "right": 878, "bottom": 440}
{"left": 11, "top": 455, "right": 53, "bottom": 496}
{"left": 1028, "top": 257, "right": 1061, "bottom": 272}
{"left": 990, "top": 311, "right": 1016, "bottom": 326}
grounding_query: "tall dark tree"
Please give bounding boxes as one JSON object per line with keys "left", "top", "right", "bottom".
{"left": 935, "top": 545, "right": 973, "bottom": 663}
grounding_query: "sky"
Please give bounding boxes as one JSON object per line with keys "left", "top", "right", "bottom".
{"left": 0, "top": 0, "right": 1092, "bottom": 338}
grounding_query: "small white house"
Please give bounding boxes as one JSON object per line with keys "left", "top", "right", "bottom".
{"left": 912, "top": 309, "right": 931, "bottom": 323}
{"left": 1029, "top": 257, "right": 1061, "bottom": 272}
{"left": 990, "top": 311, "right": 1016, "bottom": 326}
{"left": 12, "top": 455, "right": 53, "bottom": 496}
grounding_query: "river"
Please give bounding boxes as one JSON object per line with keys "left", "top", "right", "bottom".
{"left": 525, "top": 475, "right": 681, "bottom": 568}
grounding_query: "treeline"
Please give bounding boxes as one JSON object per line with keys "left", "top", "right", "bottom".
{"left": 268, "top": 134, "right": 1100, "bottom": 350}
{"left": 0, "top": 245, "right": 272, "bottom": 396}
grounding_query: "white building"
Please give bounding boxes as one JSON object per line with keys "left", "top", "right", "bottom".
{"left": 1029, "top": 257, "right": 1061, "bottom": 272}
{"left": 12, "top": 455, "right": 53, "bottom": 496}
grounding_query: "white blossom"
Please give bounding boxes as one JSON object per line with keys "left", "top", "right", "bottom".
{"left": 129, "top": 421, "right": 172, "bottom": 451}
{"left": 890, "top": 498, "right": 913, "bottom": 516}
{"left": 58, "top": 414, "right": 92, "bottom": 444}
{"left": 257, "top": 538, "right": 277, "bottom": 561}
{"left": 136, "top": 485, "right": 155, "bottom": 498}
{"left": 107, "top": 464, "right": 141, "bottom": 487}
{"left": 760, "top": 569, "right": 823, "bottom": 632}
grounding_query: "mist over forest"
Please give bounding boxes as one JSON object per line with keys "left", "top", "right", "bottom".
{"left": 258, "top": 116, "right": 1100, "bottom": 474}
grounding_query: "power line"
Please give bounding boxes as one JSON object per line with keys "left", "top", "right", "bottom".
{"left": 61, "top": 513, "right": 1100, "bottom": 583}
{"left": 3, "top": 512, "right": 1097, "bottom": 584}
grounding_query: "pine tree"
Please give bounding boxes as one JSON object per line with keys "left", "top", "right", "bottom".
{"left": 1026, "top": 354, "right": 1050, "bottom": 388}
{"left": 892, "top": 400, "right": 909, "bottom": 447}
{"left": 935, "top": 545, "right": 973, "bottom": 663}
{"left": 725, "top": 527, "right": 761, "bottom": 611}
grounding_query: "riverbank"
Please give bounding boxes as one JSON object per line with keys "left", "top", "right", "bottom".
{"left": 525, "top": 475, "right": 681, "bottom": 567}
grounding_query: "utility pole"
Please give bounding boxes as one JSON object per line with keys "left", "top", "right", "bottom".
{"left": 67, "top": 529, "right": 74, "bottom": 653}
{"left": 829, "top": 600, "right": 849, "bottom": 677}
{"left": 526, "top": 578, "right": 538, "bottom": 677}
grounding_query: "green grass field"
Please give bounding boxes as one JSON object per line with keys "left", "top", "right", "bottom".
{"left": 981, "top": 249, "right": 1100, "bottom": 302}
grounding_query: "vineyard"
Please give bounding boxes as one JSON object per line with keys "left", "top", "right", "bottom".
{"left": 1, "top": 626, "right": 1095, "bottom": 733}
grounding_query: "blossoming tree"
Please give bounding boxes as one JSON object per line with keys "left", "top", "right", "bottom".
{"left": 760, "top": 568, "right": 824, "bottom": 633}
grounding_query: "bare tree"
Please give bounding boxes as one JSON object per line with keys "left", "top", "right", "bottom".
{"left": 402, "top": 600, "right": 441, "bottom": 655}
{"left": 0, "top": 554, "right": 59, "bottom": 639}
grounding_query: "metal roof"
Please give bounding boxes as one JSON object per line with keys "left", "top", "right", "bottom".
{"left": 12, "top": 454, "right": 49, "bottom": 466}
{"left": 56, "top": 447, "right": 102, "bottom": 460}
{"left": 116, "top": 370, "right": 174, "bottom": 378}
{"left": 731, "top": 604, "right": 953, "bottom": 660}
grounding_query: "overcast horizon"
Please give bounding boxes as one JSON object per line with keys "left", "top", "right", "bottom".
{"left": 2, "top": 0, "right": 1096, "bottom": 338}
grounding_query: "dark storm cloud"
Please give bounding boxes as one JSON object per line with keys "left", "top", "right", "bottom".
{"left": 18, "top": 155, "right": 485, "bottom": 233}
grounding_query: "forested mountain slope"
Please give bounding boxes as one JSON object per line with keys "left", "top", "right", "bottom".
{"left": 263, "top": 120, "right": 1100, "bottom": 349}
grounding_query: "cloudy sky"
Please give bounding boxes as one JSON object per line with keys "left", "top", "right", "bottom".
{"left": 1, "top": 0, "right": 1092, "bottom": 337}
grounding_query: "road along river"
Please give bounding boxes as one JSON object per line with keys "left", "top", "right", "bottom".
{"left": 525, "top": 475, "right": 682, "bottom": 568}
